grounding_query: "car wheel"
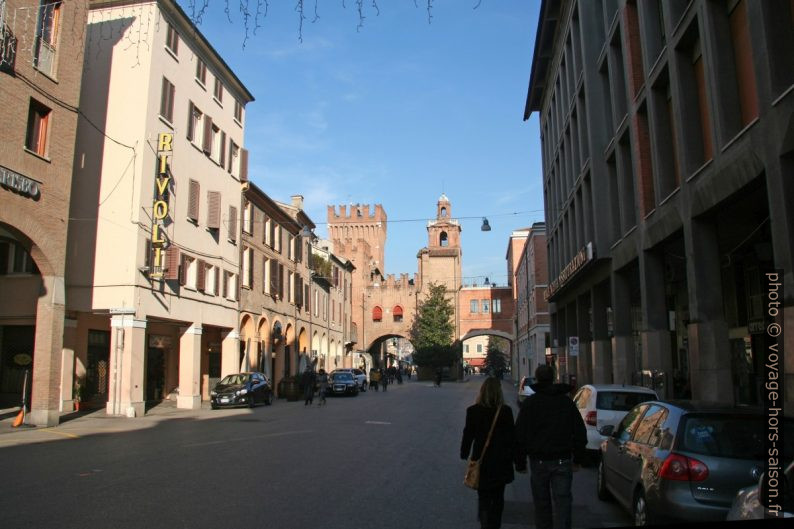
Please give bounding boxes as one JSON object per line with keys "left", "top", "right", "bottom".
{"left": 596, "top": 460, "right": 612, "bottom": 501}
{"left": 248, "top": 394, "right": 256, "bottom": 408}
{"left": 633, "top": 488, "right": 649, "bottom": 526}
{"left": 211, "top": 404, "right": 218, "bottom": 410}
{"left": 265, "top": 392, "right": 273, "bottom": 406}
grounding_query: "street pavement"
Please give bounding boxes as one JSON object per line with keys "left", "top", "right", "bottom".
{"left": 0, "top": 375, "right": 631, "bottom": 529}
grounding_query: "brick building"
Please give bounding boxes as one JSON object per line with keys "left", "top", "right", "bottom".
{"left": 526, "top": 0, "right": 793, "bottom": 408}
{"left": 512, "top": 223, "right": 550, "bottom": 383}
{"left": 0, "top": 0, "right": 89, "bottom": 425}
{"left": 459, "top": 285, "right": 514, "bottom": 371}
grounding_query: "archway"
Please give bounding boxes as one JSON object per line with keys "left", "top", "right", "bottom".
{"left": 239, "top": 314, "right": 256, "bottom": 372}
{"left": 272, "top": 320, "right": 284, "bottom": 393}
{"left": 257, "top": 316, "right": 269, "bottom": 377}
{"left": 0, "top": 222, "right": 61, "bottom": 426}
{"left": 460, "top": 330, "right": 515, "bottom": 375}
{"left": 284, "top": 323, "right": 294, "bottom": 377}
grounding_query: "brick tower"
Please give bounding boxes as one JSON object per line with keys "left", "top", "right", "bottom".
{"left": 417, "top": 193, "right": 462, "bottom": 336}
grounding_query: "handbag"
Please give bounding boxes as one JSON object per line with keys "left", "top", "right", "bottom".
{"left": 463, "top": 407, "right": 501, "bottom": 490}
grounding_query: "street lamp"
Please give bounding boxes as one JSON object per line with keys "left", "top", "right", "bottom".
{"left": 481, "top": 217, "right": 491, "bottom": 231}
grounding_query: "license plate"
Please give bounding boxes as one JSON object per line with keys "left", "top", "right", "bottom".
{"left": 220, "top": 397, "right": 229, "bottom": 403}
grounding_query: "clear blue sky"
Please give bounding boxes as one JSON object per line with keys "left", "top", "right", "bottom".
{"left": 182, "top": 0, "right": 544, "bottom": 286}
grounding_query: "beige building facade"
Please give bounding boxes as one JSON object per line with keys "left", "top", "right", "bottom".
{"left": 67, "top": 0, "right": 253, "bottom": 416}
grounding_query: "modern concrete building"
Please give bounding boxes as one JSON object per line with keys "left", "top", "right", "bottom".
{"left": 513, "top": 223, "right": 550, "bottom": 383}
{"left": 67, "top": 0, "right": 253, "bottom": 416}
{"left": 526, "top": 0, "right": 793, "bottom": 409}
{"left": 0, "top": 0, "right": 89, "bottom": 426}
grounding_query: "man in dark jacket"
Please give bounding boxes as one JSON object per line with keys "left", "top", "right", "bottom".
{"left": 514, "top": 365, "right": 586, "bottom": 529}
{"left": 300, "top": 366, "right": 316, "bottom": 406}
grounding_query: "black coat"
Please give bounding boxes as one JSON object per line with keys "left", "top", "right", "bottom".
{"left": 514, "top": 383, "right": 587, "bottom": 469}
{"left": 460, "top": 404, "right": 515, "bottom": 489}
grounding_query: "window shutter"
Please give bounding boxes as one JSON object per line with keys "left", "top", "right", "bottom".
{"left": 186, "top": 101, "right": 194, "bottom": 141}
{"left": 219, "top": 130, "right": 226, "bottom": 167}
{"left": 197, "top": 259, "right": 206, "bottom": 291}
{"left": 164, "top": 247, "right": 180, "bottom": 280}
{"left": 295, "top": 235, "right": 302, "bottom": 263}
{"left": 214, "top": 267, "right": 220, "bottom": 295}
{"left": 178, "top": 254, "right": 187, "bottom": 286}
{"left": 202, "top": 115, "right": 213, "bottom": 153}
{"left": 188, "top": 179, "right": 199, "bottom": 221}
{"left": 240, "top": 148, "right": 249, "bottom": 182}
{"left": 278, "top": 263, "right": 284, "bottom": 300}
{"left": 207, "top": 191, "right": 220, "bottom": 229}
{"left": 262, "top": 255, "right": 267, "bottom": 293}
{"left": 262, "top": 215, "right": 268, "bottom": 244}
{"left": 228, "top": 205, "right": 237, "bottom": 242}
{"left": 305, "top": 284, "right": 310, "bottom": 313}
{"left": 296, "top": 275, "right": 303, "bottom": 306}
{"left": 270, "top": 259, "right": 278, "bottom": 296}
{"left": 248, "top": 247, "right": 254, "bottom": 288}
{"left": 222, "top": 270, "right": 228, "bottom": 298}
{"left": 269, "top": 222, "right": 276, "bottom": 249}
{"left": 144, "top": 238, "right": 152, "bottom": 269}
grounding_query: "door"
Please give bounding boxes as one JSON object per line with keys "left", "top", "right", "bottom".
{"left": 208, "top": 349, "right": 221, "bottom": 395}
{"left": 604, "top": 404, "right": 648, "bottom": 507}
{"left": 0, "top": 325, "right": 34, "bottom": 407}
{"left": 145, "top": 347, "right": 165, "bottom": 401}
{"left": 86, "top": 330, "right": 110, "bottom": 404}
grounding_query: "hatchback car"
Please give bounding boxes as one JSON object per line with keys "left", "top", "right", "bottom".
{"left": 332, "top": 368, "right": 367, "bottom": 392}
{"left": 572, "top": 384, "right": 657, "bottom": 457}
{"left": 326, "top": 371, "right": 359, "bottom": 396}
{"left": 210, "top": 372, "right": 273, "bottom": 409}
{"left": 597, "top": 401, "right": 767, "bottom": 525}
{"left": 517, "top": 376, "right": 535, "bottom": 405}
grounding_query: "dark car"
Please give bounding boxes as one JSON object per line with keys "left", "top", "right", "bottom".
{"left": 596, "top": 400, "right": 773, "bottom": 525}
{"left": 326, "top": 371, "right": 359, "bottom": 396}
{"left": 211, "top": 372, "right": 273, "bottom": 409}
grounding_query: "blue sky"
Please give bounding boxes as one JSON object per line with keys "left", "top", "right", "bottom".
{"left": 184, "top": 0, "right": 544, "bottom": 286}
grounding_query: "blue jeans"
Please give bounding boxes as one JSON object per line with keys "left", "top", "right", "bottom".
{"left": 529, "top": 458, "right": 573, "bottom": 529}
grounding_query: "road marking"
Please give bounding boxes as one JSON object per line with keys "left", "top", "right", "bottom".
{"left": 40, "top": 428, "right": 80, "bottom": 439}
{"left": 182, "top": 429, "right": 313, "bottom": 448}
{"left": 365, "top": 421, "right": 391, "bottom": 425}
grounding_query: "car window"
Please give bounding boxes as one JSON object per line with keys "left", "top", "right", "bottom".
{"left": 596, "top": 391, "right": 655, "bottom": 411}
{"left": 679, "top": 414, "right": 765, "bottom": 459}
{"left": 219, "top": 374, "right": 249, "bottom": 385}
{"left": 617, "top": 404, "right": 648, "bottom": 443}
{"left": 632, "top": 404, "right": 668, "bottom": 445}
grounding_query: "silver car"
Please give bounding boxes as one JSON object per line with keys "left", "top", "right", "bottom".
{"left": 597, "top": 401, "right": 769, "bottom": 525}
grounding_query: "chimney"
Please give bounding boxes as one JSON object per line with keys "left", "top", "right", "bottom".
{"left": 291, "top": 195, "right": 304, "bottom": 210}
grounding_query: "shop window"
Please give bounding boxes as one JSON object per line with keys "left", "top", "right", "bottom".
{"left": 0, "top": 240, "right": 39, "bottom": 275}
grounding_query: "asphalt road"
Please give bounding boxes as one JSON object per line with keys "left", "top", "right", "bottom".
{"left": 0, "top": 376, "right": 631, "bottom": 529}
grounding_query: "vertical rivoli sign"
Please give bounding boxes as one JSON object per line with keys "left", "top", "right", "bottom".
{"left": 150, "top": 133, "right": 172, "bottom": 278}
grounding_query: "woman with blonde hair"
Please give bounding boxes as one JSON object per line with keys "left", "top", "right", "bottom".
{"left": 460, "top": 376, "right": 516, "bottom": 529}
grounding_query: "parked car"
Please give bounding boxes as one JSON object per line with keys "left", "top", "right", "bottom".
{"left": 211, "top": 372, "right": 273, "bottom": 409}
{"left": 332, "top": 368, "right": 367, "bottom": 392}
{"left": 517, "top": 376, "right": 535, "bottom": 405}
{"left": 572, "top": 384, "right": 657, "bottom": 458}
{"left": 597, "top": 400, "right": 768, "bottom": 525}
{"left": 727, "top": 459, "right": 794, "bottom": 520}
{"left": 326, "top": 371, "right": 359, "bottom": 396}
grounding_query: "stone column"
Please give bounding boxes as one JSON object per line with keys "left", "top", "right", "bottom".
{"left": 684, "top": 219, "right": 732, "bottom": 403}
{"left": 60, "top": 317, "right": 77, "bottom": 412}
{"left": 591, "top": 283, "right": 613, "bottom": 384}
{"left": 107, "top": 315, "right": 146, "bottom": 417}
{"left": 640, "top": 250, "right": 674, "bottom": 398}
{"left": 566, "top": 303, "right": 578, "bottom": 382}
{"left": 178, "top": 325, "right": 202, "bottom": 409}
{"left": 221, "top": 330, "right": 240, "bottom": 378}
{"left": 611, "top": 271, "right": 635, "bottom": 385}
{"left": 577, "top": 293, "right": 593, "bottom": 385}
{"left": 29, "top": 275, "right": 65, "bottom": 427}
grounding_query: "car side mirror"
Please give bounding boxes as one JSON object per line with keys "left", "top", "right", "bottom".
{"left": 598, "top": 425, "right": 615, "bottom": 437}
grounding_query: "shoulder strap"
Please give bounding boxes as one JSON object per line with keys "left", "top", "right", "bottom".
{"left": 480, "top": 406, "right": 501, "bottom": 456}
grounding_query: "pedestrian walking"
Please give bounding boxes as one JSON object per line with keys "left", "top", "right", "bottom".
{"left": 380, "top": 368, "right": 388, "bottom": 392}
{"left": 300, "top": 366, "right": 316, "bottom": 406}
{"left": 514, "top": 365, "right": 587, "bottom": 529}
{"left": 316, "top": 368, "right": 328, "bottom": 406}
{"left": 435, "top": 367, "right": 443, "bottom": 387}
{"left": 460, "top": 376, "right": 515, "bottom": 529}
